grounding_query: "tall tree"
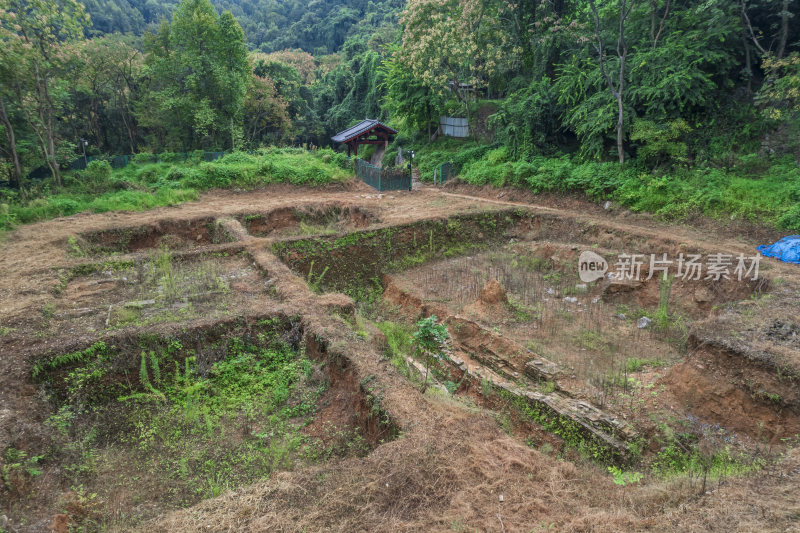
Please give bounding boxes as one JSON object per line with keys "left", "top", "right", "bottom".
{"left": 216, "top": 11, "right": 249, "bottom": 149}
{"left": 243, "top": 73, "right": 290, "bottom": 145}
{"left": 741, "top": 0, "right": 796, "bottom": 59}
{"left": 380, "top": 44, "right": 443, "bottom": 138}
{"left": 0, "top": 95, "right": 23, "bottom": 186}
{"left": 0, "top": 0, "right": 89, "bottom": 186}
{"left": 254, "top": 58, "right": 319, "bottom": 143}
{"left": 67, "top": 36, "right": 143, "bottom": 153}
{"left": 0, "top": 35, "right": 24, "bottom": 186}
{"left": 589, "top": 0, "right": 636, "bottom": 164}
{"left": 140, "top": 0, "right": 249, "bottom": 150}
{"left": 399, "top": 0, "right": 517, "bottom": 119}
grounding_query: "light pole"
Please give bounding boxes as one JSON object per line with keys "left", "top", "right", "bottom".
{"left": 407, "top": 150, "right": 415, "bottom": 191}
{"left": 79, "top": 138, "right": 88, "bottom": 167}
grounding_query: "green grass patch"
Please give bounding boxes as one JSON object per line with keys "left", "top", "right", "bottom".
{"left": 0, "top": 147, "right": 351, "bottom": 233}
{"left": 651, "top": 440, "right": 766, "bottom": 480}
{"left": 625, "top": 357, "right": 665, "bottom": 373}
{"left": 408, "top": 136, "right": 800, "bottom": 232}
{"left": 376, "top": 320, "right": 414, "bottom": 375}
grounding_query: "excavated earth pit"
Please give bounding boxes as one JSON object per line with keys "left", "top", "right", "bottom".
{"left": 274, "top": 208, "right": 798, "bottom": 461}
{"left": 72, "top": 216, "right": 239, "bottom": 256}
{"left": 385, "top": 241, "right": 761, "bottom": 393}
{"left": 237, "top": 202, "right": 381, "bottom": 238}
{"left": 48, "top": 250, "right": 268, "bottom": 336}
{"left": 4, "top": 197, "right": 800, "bottom": 531}
{"left": 8, "top": 316, "right": 397, "bottom": 530}
{"left": 273, "top": 209, "right": 525, "bottom": 294}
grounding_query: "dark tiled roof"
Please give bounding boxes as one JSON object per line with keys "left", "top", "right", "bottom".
{"left": 331, "top": 119, "right": 398, "bottom": 143}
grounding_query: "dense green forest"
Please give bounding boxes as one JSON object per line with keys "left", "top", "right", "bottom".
{"left": 80, "top": 0, "right": 404, "bottom": 53}
{"left": 0, "top": 0, "right": 799, "bottom": 232}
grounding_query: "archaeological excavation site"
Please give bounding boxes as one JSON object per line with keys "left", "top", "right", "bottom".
{"left": 1, "top": 183, "right": 800, "bottom": 532}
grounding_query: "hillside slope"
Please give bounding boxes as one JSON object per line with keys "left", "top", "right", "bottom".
{"left": 82, "top": 0, "right": 402, "bottom": 52}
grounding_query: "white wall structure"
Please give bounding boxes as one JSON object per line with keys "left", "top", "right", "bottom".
{"left": 439, "top": 116, "right": 469, "bottom": 138}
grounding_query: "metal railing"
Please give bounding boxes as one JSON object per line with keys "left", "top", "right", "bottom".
{"left": 20, "top": 151, "right": 229, "bottom": 181}
{"left": 356, "top": 159, "right": 412, "bottom": 192}
{"left": 68, "top": 151, "right": 227, "bottom": 171}
{"left": 437, "top": 162, "right": 455, "bottom": 185}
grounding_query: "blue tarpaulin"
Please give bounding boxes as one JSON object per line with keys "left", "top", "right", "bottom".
{"left": 757, "top": 236, "right": 800, "bottom": 264}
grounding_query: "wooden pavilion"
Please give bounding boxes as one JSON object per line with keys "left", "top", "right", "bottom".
{"left": 331, "top": 119, "right": 398, "bottom": 157}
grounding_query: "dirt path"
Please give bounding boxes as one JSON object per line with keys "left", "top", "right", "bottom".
{"left": 2, "top": 180, "right": 798, "bottom": 326}
{"left": 0, "top": 184, "right": 482, "bottom": 320}
{"left": 3, "top": 179, "right": 798, "bottom": 327}
{"left": 436, "top": 188, "right": 800, "bottom": 279}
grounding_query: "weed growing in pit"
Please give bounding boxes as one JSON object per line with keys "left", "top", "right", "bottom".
{"left": 641, "top": 418, "right": 773, "bottom": 495}
{"left": 354, "top": 313, "right": 370, "bottom": 339}
{"left": 40, "top": 302, "right": 56, "bottom": 325}
{"left": 518, "top": 255, "right": 554, "bottom": 272}
{"left": 292, "top": 221, "right": 339, "bottom": 236}
{"left": 481, "top": 377, "right": 494, "bottom": 397}
{"left": 651, "top": 439, "right": 766, "bottom": 487}
{"left": 32, "top": 341, "right": 110, "bottom": 380}
{"left": 574, "top": 329, "right": 612, "bottom": 353}
{"left": 109, "top": 306, "right": 140, "bottom": 326}
{"left": 542, "top": 271, "right": 562, "bottom": 284}
{"left": 1, "top": 448, "right": 44, "bottom": 493}
{"left": 67, "top": 236, "right": 87, "bottom": 257}
{"left": 497, "top": 388, "right": 616, "bottom": 463}
{"left": 508, "top": 296, "right": 541, "bottom": 322}
{"left": 152, "top": 245, "right": 178, "bottom": 301}
{"left": 625, "top": 357, "right": 665, "bottom": 373}
{"left": 443, "top": 380, "right": 459, "bottom": 394}
{"left": 655, "top": 275, "right": 674, "bottom": 330}
{"left": 34, "top": 329, "right": 352, "bottom": 511}
{"left": 376, "top": 320, "right": 414, "bottom": 377}
{"left": 306, "top": 260, "right": 329, "bottom": 292}
{"left": 607, "top": 465, "right": 643, "bottom": 485}
{"left": 540, "top": 381, "right": 556, "bottom": 394}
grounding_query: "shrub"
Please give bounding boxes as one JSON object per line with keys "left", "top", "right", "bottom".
{"left": 220, "top": 151, "right": 258, "bottom": 165}
{"left": 778, "top": 204, "right": 800, "bottom": 231}
{"left": 317, "top": 148, "right": 349, "bottom": 169}
{"left": 158, "top": 152, "right": 182, "bottom": 163}
{"left": 2, "top": 148, "right": 352, "bottom": 232}
{"left": 413, "top": 315, "right": 450, "bottom": 393}
{"left": 82, "top": 160, "right": 112, "bottom": 183}
{"left": 421, "top": 138, "right": 800, "bottom": 231}
{"left": 165, "top": 166, "right": 196, "bottom": 182}
{"left": 133, "top": 153, "right": 156, "bottom": 164}
{"left": 630, "top": 119, "right": 691, "bottom": 167}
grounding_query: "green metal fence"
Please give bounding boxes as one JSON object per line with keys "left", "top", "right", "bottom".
{"left": 437, "top": 162, "right": 455, "bottom": 185}
{"left": 65, "top": 151, "right": 227, "bottom": 173}
{"left": 356, "top": 159, "right": 412, "bottom": 192}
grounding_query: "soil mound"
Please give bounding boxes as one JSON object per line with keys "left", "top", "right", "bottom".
{"left": 478, "top": 279, "right": 508, "bottom": 306}
{"left": 463, "top": 279, "right": 509, "bottom": 320}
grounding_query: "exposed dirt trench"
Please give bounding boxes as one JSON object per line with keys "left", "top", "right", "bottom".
{"left": 2, "top": 184, "right": 800, "bottom": 532}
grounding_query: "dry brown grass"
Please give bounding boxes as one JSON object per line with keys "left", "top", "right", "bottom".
{"left": 140, "top": 405, "right": 800, "bottom": 533}
{"left": 3, "top": 185, "right": 800, "bottom": 532}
